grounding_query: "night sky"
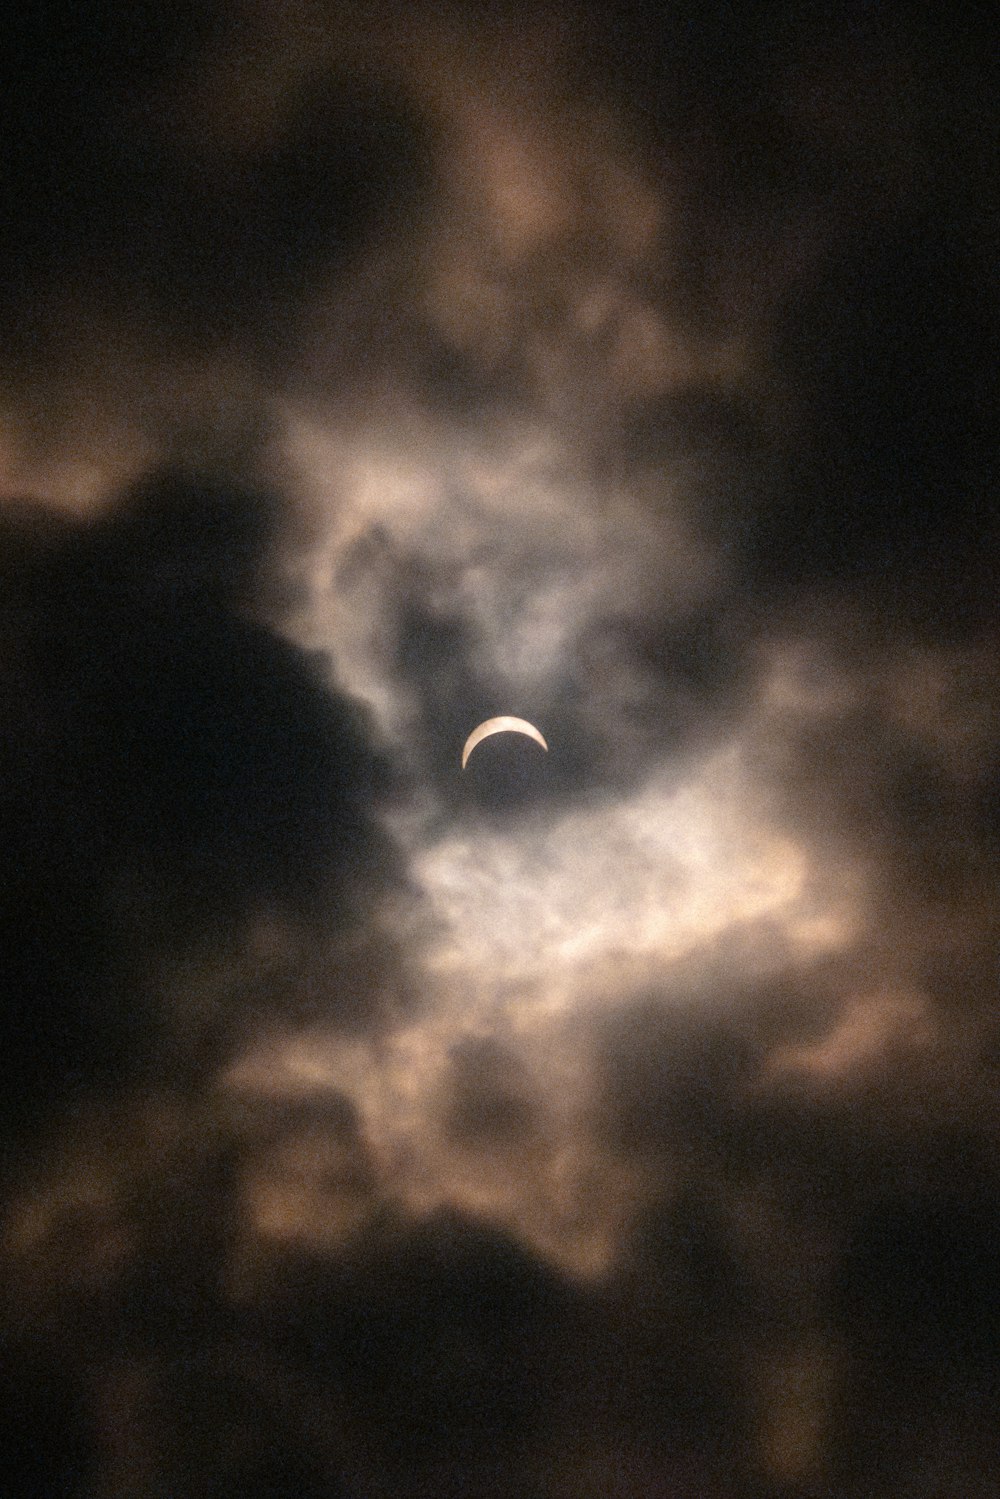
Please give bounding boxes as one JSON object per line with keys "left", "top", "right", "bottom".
{"left": 1, "top": 4, "right": 998, "bottom": 1496}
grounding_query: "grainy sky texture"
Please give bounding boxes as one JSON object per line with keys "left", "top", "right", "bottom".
{"left": 1, "top": 4, "right": 998, "bottom": 1496}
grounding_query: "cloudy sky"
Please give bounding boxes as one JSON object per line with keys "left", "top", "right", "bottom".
{"left": 1, "top": 4, "right": 998, "bottom": 1495}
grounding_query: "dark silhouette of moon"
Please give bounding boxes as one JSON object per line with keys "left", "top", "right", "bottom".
{"left": 461, "top": 717, "right": 548, "bottom": 769}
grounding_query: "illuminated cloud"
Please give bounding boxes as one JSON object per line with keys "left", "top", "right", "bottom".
{"left": 0, "top": 5, "right": 997, "bottom": 1496}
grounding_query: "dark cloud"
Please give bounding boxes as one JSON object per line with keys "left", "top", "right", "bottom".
{"left": 0, "top": 0, "right": 431, "bottom": 366}
{"left": 0, "top": 469, "right": 399, "bottom": 1126}
{"left": 439, "top": 1035, "right": 541, "bottom": 1148}
{"left": 754, "top": 218, "right": 999, "bottom": 630}
{"left": 2, "top": 4, "right": 999, "bottom": 1497}
{"left": 592, "top": 985, "right": 762, "bottom": 1159}
{"left": 329, "top": 1212, "right": 574, "bottom": 1461}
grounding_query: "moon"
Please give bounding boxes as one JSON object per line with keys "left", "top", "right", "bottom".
{"left": 461, "top": 716, "right": 548, "bottom": 769}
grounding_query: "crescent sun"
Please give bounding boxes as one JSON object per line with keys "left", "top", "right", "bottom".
{"left": 461, "top": 716, "right": 548, "bottom": 769}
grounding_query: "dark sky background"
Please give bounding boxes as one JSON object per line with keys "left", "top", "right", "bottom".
{"left": 1, "top": 3, "right": 998, "bottom": 1496}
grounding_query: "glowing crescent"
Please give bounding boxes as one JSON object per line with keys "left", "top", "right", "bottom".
{"left": 461, "top": 716, "right": 548, "bottom": 769}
